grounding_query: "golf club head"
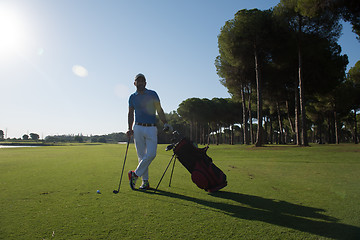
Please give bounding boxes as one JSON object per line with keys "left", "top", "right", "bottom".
{"left": 165, "top": 144, "right": 174, "bottom": 151}
{"left": 113, "top": 190, "right": 119, "bottom": 194}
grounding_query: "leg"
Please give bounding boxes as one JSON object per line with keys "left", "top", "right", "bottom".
{"left": 128, "top": 124, "right": 145, "bottom": 189}
{"left": 134, "top": 126, "right": 157, "bottom": 180}
{"left": 133, "top": 125, "right": 146, "bottom": 166}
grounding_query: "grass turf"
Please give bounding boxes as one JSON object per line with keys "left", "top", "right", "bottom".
{"left": 0, "top": 143, "right": 359, "bottom": 239}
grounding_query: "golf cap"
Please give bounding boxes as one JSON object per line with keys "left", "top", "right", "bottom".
{"left": 135, "top": 73, "right": 146, "bottom": 81}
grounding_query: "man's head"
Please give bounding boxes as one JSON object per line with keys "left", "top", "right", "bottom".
{"left": 134, "top": 73, "right": 146, "bottom": 92}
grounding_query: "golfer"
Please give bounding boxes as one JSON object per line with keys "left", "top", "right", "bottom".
{"left": 127, "top": 73, "right": 172, "bottom": 190}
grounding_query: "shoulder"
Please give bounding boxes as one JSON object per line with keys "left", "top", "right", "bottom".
{"left": 146, "top": 89, "right": 159, "bottom": 97}
{"left": 146, "top": 89, "right": 157, "bottom": 94}
{"left": 129, "top": 92, "right": 138, "bottom": 98}
{"left": 129, "top": 92, "right": 137, "bottom": 103}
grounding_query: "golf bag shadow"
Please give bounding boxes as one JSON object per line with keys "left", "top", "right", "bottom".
{"left": 156, "top": 135, "right": 227, "bottom": 193}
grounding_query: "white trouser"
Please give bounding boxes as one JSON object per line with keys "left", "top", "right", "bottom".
{"left": 133, "top": 125, "right": 157, "bottom": 181}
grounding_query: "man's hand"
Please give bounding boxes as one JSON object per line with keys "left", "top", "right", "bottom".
{"left": 126, "top": 130, "right": 134, "bottom": 139}
{"left": 163, "top": 123, "right": 173, "bottom": 133}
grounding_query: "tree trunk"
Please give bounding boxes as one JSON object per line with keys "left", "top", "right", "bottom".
{"left": 270, "top": 117, "right": 273, "bottom": 144}
{"left": 248, "top": 86, "right": 254, "bottom": 144}
{"left": 286, "top": 100, "right": 295, "bottom": 143}
{"left": 298, "top": 15, "right": 309, "bottom": 146}
{"left": 276, "top": 101, "right": 284, "bottom": 144}
{"left": 241, "top": 85, "right": 249, "bottom": 145}
{"left": 240, "top": 126, "right": 244, "bottom": 144}
{"left": 327, "top": 117, "right": 332, "bottom": 143}
{"left": 298, "top": 46, "right": 308, "bottom": 146}
{"left": 334, "top": 111, "right": 339, "bottom": 144}
{"left": 354, "top": 109, "right": 358, "bottom": 144}
{"left": 318, "top": 124, "right": 323, "bottom": 144}
{"left": 264, "top": 116, "right": 269, "bottom": 144}
{"left": 295, "top": 78, "right": 301, "bottom": 145}
{"left": 231, "top": 124, "right": 235, "bottom": 145}
{"left": 254, "top": 44, "right": 263, "bottom": 147}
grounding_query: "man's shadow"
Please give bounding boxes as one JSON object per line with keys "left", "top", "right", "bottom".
{"left": 148, "top": 189, "right": 360, "bottom": 239}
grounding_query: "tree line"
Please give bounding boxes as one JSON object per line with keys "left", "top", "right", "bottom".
{"left": 0, "top": 130, "right": 128, "bottom": 144}
{"left": 162, "top": 96, "right": 359, "bottom": 146}
{"left": 0, "top": 131, "right": 40, "bottom": 142}
{"left": 44, "top": 133, "right": 128, "bottom": 143}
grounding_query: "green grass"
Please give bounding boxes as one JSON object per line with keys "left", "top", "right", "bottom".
{"left": 1, "top": 143, "right": 359, "bottom": 239}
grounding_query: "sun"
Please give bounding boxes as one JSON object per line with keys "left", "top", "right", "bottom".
{"left": 0, "top": 5, "right": 28, "bottom": 55}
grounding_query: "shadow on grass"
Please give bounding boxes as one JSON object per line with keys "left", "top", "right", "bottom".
{"left": 150, "top": 189, "right": 360, "bottom": 239}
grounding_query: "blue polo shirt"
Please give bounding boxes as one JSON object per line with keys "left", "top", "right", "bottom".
{"left": 129, "top": 89, "right": 160, "bottom": 124}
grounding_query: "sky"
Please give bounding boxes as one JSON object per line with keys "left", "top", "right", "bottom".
{"left": 1, "top": 0, "right": 359, "bottom": 139}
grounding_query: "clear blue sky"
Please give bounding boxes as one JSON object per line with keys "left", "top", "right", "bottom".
{"left": 1, "top": 0, "right": 359, "bottom": 139}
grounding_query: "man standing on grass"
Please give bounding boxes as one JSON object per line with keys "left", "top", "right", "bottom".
{"left": 126, "top": 73, "right": 172, "bottom": 190}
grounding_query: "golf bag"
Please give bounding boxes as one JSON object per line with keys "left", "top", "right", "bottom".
{"left": 173, "top": 138, "right": 227, "bottom": 192}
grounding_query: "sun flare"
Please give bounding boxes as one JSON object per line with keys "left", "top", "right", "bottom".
{"left": 0, "top": 5, "right": 28, "bottom": 55}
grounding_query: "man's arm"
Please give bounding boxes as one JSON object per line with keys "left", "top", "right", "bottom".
{"left": 154, "top": 101, "right": 167, "bottom": 124}
{"left": 127, "top": 106, "right": 135, "bottom": 137}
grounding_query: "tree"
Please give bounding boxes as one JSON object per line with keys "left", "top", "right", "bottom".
{"left": 347, "top": 60, "right": 360, "bottom": 143}
{"left": 225, "top": 100, "right": 243, "bottom": 145}
{"left": 297, "top": 0, "right": 360, "bottom": 40}
{"left": 275, "top": 0, "right": 342, "bottom": 146}
{"left": 0, "top": 130, "right": 4, "bottom": 140}
{"left": 74, "top": 135, "right": 84, "bottom": 143}
{"left": 217, "top": 9, "right": 273, "bottom": 147}
{"left": 216, "top": 56, "right": 253, "bottom": 145}
{"left": 177, "top": 98, "right": 242, "bottom": 145}
{"left": 23, "top": 134, "right": 29, "bottom": 140}
{"left": 30, "top": 133, "right": 40, "bottom": 141}
{"left": 348, "top": 61, "right": 360, "bottom": 85}
{"left": 177, "top": 98, "right": 199, "bottom": 141}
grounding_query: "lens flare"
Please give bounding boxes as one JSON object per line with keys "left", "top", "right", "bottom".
{"left": 72, "top": 65, "right": 88, "bottom": 78}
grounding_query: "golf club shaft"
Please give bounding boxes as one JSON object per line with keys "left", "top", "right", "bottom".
{"left": 116, "top": 138, "right": 130, "bottom": 192}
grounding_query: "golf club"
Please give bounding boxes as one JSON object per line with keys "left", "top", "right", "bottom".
{"left": 113, "top": 137, "right": 130, "bottom": 194}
